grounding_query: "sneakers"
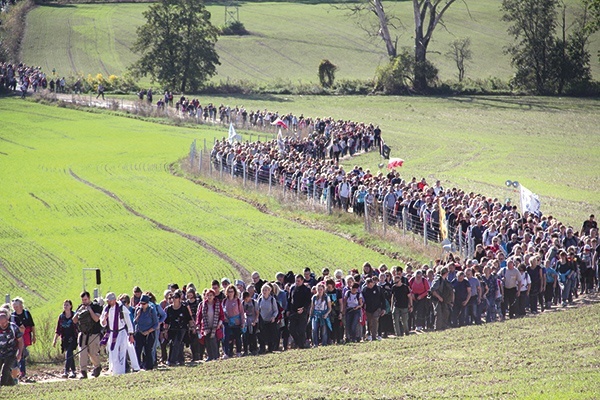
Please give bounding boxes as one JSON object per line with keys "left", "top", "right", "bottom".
{"left": 92, "top": 366, "right": 102, "bottom": 378}
{"left": 222, "top": 354, "right": 230, "bottom": 360}
{"left": 366, "top": 335, "right": 372, "bottom": 342}
{"left": 376, "top": 336, "right": 382, "bottom": 341}
{"left": 562, "top": 301, "right": 567, "bottom": 307}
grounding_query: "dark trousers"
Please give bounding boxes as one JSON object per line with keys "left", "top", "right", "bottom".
{"left": 0, "top": 356, "right": 16, "bottom": 386}
{"left": 168, "top": 330, "right": 185, "bottom": 364}
{"left": 243, "top": 327, "right": 257, "bottom": 354}
{"left": 225, "top": 325, "right": 242, "bottom": 356}
{"left": 189, "top": 333, "right": 203, "bottom": 361}
{"left": 63, "top": 340, "right": 77, "bottom": 373}
{"left": 330, "top": 315, "right": 344, "bottom": 343}
{"left": 433, "top": 301, "right": 450, "bottom": 331}
{"left": 518, "top": 291, "right": 528, "bottom": 316}
{"left": 544, "top": 283, "right": 554, "bottom": 306}
{"left": 289, "top": 312, "right": 308, "bottom": 348}
{"left": 205, "top": 335, "right": 219, "bottom": 361}
{"left": 451, "top": 303, "right": 466, "bottom": 327}
{"left": 135, "top": 331, "right": 156, "bottom": 370}
{"left": 279, "top": 318, "right": 290, "bottom": 350}
{"left": 345, "top": 308, "right": 361, "bottom": 342}
{"left": 259, "top": 320, "right": 278, "bottom": 353}
{"left": 503, "top": 287, "right": 518, "bottom": 318}
{"left": 529, "top": 287, "right": 540, "bottom": 313}
{"left": 413, "top": 298, "right": 428, "bottom": 328}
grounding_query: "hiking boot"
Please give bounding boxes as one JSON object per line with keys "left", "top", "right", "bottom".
{"left": 92, "top": 366, "right": 102, "bottom": 378}
{"left": 79, "top": 371, "right": 88, "bottom": 379}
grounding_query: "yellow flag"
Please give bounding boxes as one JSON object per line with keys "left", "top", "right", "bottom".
{"left": 439, "top": 198, "right": 448, "bottom": 241}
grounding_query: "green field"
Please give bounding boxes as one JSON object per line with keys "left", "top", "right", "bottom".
{"left": 6, "top": 300, "right": 600, "bottom": 399}
{"left": 0, "top": 98, "right": 395, "bottom": 319}
{"left": 21, "top": 1, "right": 600, "bottom": 84}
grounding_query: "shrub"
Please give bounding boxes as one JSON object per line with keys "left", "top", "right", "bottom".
{"left": 318, "top": 59, "right": 337, "bottom": 88}
{"left": 219, "top": 21, "right": 249, "bottom": 36}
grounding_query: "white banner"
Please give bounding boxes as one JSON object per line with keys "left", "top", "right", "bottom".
{"left": 520, "top": 184, "right": 541, "bottom": 215}
{"left": 228, "top": 122, "right": 241, "bottom": 144}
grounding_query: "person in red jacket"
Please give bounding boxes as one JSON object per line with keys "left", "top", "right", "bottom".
{"left": 196, "top": 290, "right": 224, "bottom": 362}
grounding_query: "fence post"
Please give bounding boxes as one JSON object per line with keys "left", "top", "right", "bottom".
{"left": 243, "top": 162, "right": 247, "bottom": 187}
{"left": 297, "top": 177, "right": 301, "bottom": 200}
{"left": 467, "top": 228, "right": 473, "bottom": 259}
{"left": 402, "top": 208, "right": 407, "bottom": 235}
{"left": 199, "top": 151, "right": 203, "bottom": 174}
{"left": 269, "top": 169, "right": 272, "bottom": 194}
{"left": 382, "top": 206, "right": 387, "bottom": 236}
{"left": 459, "top": 231, "right": 464, "bottom": 258}
{"left": 255, "top": 166, "right": 258, "bottom": 189}
{"left": 327, "top": 188, "right": 332, "bottom": 215}
{"left": 231, "top": 159, "right": 235, "bottom": 178}
{"left": 423, "top": 220, "right": 428, "bottom": 246}
{"left": 204, "top": 138, "right": 207, "bottom": 154}
{"left": 220, "top": 157, "right": 223, "bottom": 179}
{"left": 364, "top": 203, "right": 369, "bottom": 232}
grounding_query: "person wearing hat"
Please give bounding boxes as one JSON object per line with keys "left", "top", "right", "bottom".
{"left": 134, "top": 295, "right": 158, "bottom": 370}
{"left": 100, "top": 292, "right": 135, "bottom": 375}
{"left": 0, "top": 309, "right": 24, "bottom": 386}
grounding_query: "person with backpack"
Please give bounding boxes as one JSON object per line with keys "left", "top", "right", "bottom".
{"left": 10, "top": 297, "right": 35, "bottom": 380}
{"left": 164, "top": 291, "right": 193, "bottom": 365}
{"left": 222, "top": 285, "right": 245, "bottom": 358}
{"left": 0, "top": 309, "right": 24, "bottom": 386}
{"left": 325, "top": 279, "right": 344, "bottom": 344}
{"left": 430, "top": 266, "right": 454, "bottom": 331}
{"left": 196, "top": 289, "right": 224, "bottom": 362}
{"left": 73, "top": 291, "right": 103, "bottom": 378}
{"left": 361, "top": 278, "right": 386, "bottom": 341}
{"left": 242, "top": 291, "right": 259, "bottom": 356}
{"left": 258, "top": 284, "right": 279, "bottom": 353}
{"left": 391, "top": 274, "right": 412, "bottom": 336}
{"left": 52, "top": 300, "right": 78, "bottom": 378}
{"left": 309, "top": 284, "right": 332, "bottom": 347}
{"left": 287, "top": 274, "right": 312, "bottom": 349}
{"left": 133, "top": 295, "right": 158, "bottom": 370}
{"left": 344, "top": 283, "right": 364, "bottom": 342}
{"left": 100, "top": 292, "right": 135, "bottom": 375}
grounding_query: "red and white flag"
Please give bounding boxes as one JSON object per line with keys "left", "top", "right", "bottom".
{"left": 387, "top": 158, "right": 404, "bottom": 169}
{"left": 271, "top": 117, "right": 288, "bottom": 129}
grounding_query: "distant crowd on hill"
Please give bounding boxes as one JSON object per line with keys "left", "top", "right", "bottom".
{"left": 0, "top": 63, "right": 77, "bottom": 98}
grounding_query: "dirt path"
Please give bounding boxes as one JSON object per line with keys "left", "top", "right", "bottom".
{"left": 69, "top": 169, "right": 251, "bottom": 281}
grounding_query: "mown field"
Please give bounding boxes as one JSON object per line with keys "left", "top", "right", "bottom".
{"left": 6, "top": 299, "right": 600, "bottom": 399}
{"left": 0, "top": 97, "right": 396, "bottom": 321}
{"left": 183, "top": 94, "right": 600, "bottom": 227}
{"left": 20, "top": 1, "right": 600, "bottom": 83}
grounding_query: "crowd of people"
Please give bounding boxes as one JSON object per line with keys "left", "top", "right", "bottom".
{"left": 0, "top": 63, "right": 77, "bottom": 98}
{"left": 1, "top": 213, "right": 598, "bottom": 384}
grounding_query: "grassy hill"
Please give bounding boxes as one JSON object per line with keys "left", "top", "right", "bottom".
{"left": 6, "top": 300, "right": 600, "bottom": 399}
{"left": 20, "top": 1, "right": 600, "bottom": 84}
{"left": 0, "top": 97, "right": 397, "bottom": 320}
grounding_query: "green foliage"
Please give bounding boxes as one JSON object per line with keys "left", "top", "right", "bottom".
{"left": 130, "top": 0, "right": 220, "bottom": 93}
{"left": 0, "top": 0, "right": 35, "bottom": 62}
{"left": 219, "top": 20, "right": 249, "bottom": 36}
{"left": 374, "top": 48, "right": 438, "bottom": 94}
{"left": 502, "top": 0, "right": 593, "bottom": 94}
{"left": 318, "top": 59, "right": 337, "bottom": 88}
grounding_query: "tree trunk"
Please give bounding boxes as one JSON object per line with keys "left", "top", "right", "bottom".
{"left": 414, "top": 37, "right": 428, "bottom": 91}
{"left": 373, "top": 0, "right": 396, "bottom": 57}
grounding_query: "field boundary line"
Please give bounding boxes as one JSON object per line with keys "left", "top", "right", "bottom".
{"left": 68, "top": 169, "right": 251, "bottom": 281}
{"left": 169, "top": 164, "right": 417, "bottom": 264}
{"left": 0, "top": 258, "right": 46, "bottom": 300}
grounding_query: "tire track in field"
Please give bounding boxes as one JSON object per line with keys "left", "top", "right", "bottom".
{"left": 29, "top": 193, "right": 51, "bottom": 208}
{"left": 0, "top": 152, "right": 7, "bottom": 156}
{"left": 0, "top": 137, "right": 36, "bottom": 150}
{"left": 68, "top": 169, "right": 251, "bottom": 281}
{"left": 169, "top": 164, "right": 414, "bottom": 264}
{"left": 66, "top": 17, "right": 78, "bottom": 73}
{"left": 0, "top": 258, "right": 46, "bottom": 300}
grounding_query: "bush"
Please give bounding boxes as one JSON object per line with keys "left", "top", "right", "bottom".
{"left": 219, "top": 21, "right": 249, "bottom": 36}
{"left": 0, "top": 0, "right": 35, "bottom": 62}
{"left": 318, "top": 59, "right": 337, "bottom": 88}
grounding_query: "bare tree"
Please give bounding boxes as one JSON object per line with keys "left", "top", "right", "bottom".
{"left": 446, "top": 37, "right": 472, "bottom": 82}
{"left": 413, "top": 0, "right": 460, "bottom": 91}
{"left": 340, "top": 0, "right": 401, "bottom": 58}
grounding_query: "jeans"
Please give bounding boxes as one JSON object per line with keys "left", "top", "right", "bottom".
{"left": 562, "top": 275, "right": 575, "bottom": 302}
{"left": 451, "top": 302, "right": 466, "bottom": 327}
{"left": 485, "top": 297, "right": 497, "bottom": 322}
{"left": 466, "top": 297, "right": 481, "bottom": 325}
{"left": 345, "top": 308, "right": 361, "bottom": 342}
{"left": 392, "top": 306, "right": 409, "bottom": 336}
{"left": 63, "top": 340, "right": 77, "bottom": 373}
{"left": 311, "top": 317, "right": 329, "bottom": 346}
{"left": 135, "top": 331, "right": 156, "bottom": 370}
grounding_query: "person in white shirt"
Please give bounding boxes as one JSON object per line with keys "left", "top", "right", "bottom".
{"left": 100, "top": 292, "right": 136, "bottom": 375}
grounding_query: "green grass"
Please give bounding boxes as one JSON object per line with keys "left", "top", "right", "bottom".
{"left": 6, "top": 301, "right": 600, "bottom": 399}
{"left": 20, "top": 1, "right": 600, "bottom": 84}
{"left": 173, "top": 93, "right": 600, "bottom": 227}
{"left": 0, "top": 98, "right": 396, "bottom": 319}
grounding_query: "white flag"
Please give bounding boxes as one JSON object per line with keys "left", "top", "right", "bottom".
{"left": 228, "top": 122, "right": 241, "bottom": 144}
{"left": 277, "top": 128, "right": 284, "bottom": 153}
{"left": 520, "top": 184, "right": 541, "bottom": 215}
